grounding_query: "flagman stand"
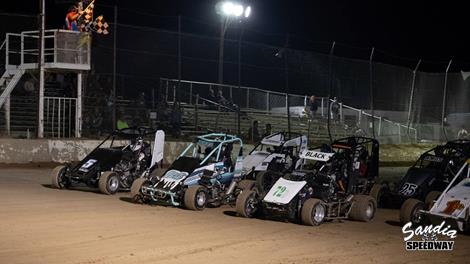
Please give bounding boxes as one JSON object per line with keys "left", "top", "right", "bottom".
{"left": 0, "top": 29, "right": 91, "bottom": 138}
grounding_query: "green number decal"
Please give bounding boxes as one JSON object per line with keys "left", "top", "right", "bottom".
{"left": 273, "top": 185, "right": 287, "bottom": 197}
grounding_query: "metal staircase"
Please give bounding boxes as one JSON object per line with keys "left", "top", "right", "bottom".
{"left": 0, "top": 68, "right": 25, "bottom": 108}
{"left": 0, "top": 29, "right": 91, "bottom": 137}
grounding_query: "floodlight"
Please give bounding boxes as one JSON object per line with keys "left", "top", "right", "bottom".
{"left": 244, "top": 6, "right": 251, "bottom": 18}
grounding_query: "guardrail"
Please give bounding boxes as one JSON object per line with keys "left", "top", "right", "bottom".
{"left": 160, "top": 78, "right": 417, "bottom": 143}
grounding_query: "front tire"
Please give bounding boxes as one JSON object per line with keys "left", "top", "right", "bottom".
{"left": 349, "top": 195, "right": 377, "bottom": 222}
{"left": 369, "top": 183, "right": 386, "bottom": 208}
{"left": 301, "top": 198, "right": 325, "bottom": 226}
{"left": 51, "top": 165, "right": 69, "bottom": 189}
{"left": 238, "top": 180, "right": 256, "bottom": 192}
{"left": 130, "top": 178, "right": 146, "bottom": 203}
{"left": 184, "top": 185, "right": 207, "bottom": 211}
{"left": 400, "top": 198, "right": 425, "bottom": 225}
{"left": 236, "top": 190, "right": 259, "bottom": 218}
{"left": 99, "top": 171, "right": 120, "bottom": 195}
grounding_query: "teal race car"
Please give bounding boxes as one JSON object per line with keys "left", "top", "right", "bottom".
{"left": 131, "top": 133, "right": 254, "bottom": 210}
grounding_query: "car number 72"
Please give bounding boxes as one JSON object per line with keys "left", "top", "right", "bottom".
{"left": 273, "top": 185, "right": 287, "bottom": 197}
{"left": 399, "top": 183, "right": 418, "bottom": 196}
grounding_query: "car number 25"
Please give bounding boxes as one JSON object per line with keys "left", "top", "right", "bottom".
{"left": 399, "top": 183, "right": 418, "bottom": 196}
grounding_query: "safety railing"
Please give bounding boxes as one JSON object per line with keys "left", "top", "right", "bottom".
{"left": 160, "top": 78, "right": 417, "bottom": 143}
{"left": 4, "top": 29, "right": 91, "bottom": 70}
{"left": 44, "top": 96, "right": 77, "bottom": 138}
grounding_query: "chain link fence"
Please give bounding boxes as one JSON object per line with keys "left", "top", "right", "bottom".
{"left": 1, "top": 11, "right": 469, "bottom": 143}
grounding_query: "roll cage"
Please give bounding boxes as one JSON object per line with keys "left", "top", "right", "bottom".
{"left": 178, "top": 133, "right": 243, "bottom": 166}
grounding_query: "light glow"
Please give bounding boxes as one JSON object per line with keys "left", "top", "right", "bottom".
{"left": 244, "top": 6, "right": 251, "bottom": 18}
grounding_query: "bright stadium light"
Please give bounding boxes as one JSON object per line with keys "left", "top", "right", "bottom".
{"left": 233, "top": 4, "right": 244, "bottom": 17}
{"left": 215, "top": 1, "right": 252, "bottom": 86}
{"left": 217, "top": 1, "right": 250, "bottom": 18}
{"left": 244, "top": 6, "right": 251, "bottom": 18}
{"left": 222, "top": 2, "right": 235, "bottom": 15}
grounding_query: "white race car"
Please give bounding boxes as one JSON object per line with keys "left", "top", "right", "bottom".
{"left": 400, "top": 159, "right": 470, "bottom": 232}
{"left": 241, "top": 132, "right": 308, "bottom": 193}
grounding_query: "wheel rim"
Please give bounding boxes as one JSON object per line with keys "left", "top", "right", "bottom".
{"left": 245, "top": 194, "right": 257, "bottom": 216}
{"left": 108, "top": 176, "right": 119, "bottom": 192}
{"left": 411, "top": 205, "right": 423, "bottom": 224}
{"left": 365, "top": 201, "right": 374, "bottom": 219}
{"left": 57, "top": 169, "right": 67, "bottom": 188}
{"left": 312, "top": 203, "right": 325, "bottom": 223}
{"left": 196, "top": 191, "right": 206, "bottom": 207}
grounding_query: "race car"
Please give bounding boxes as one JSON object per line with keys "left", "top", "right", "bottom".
{"left": 374, "top": 140, "right": 470, "bottom": 209}
{"left": 242, "top": 132, "right": 307, "bottom": 195}
{"left": 51, "top": 127, "right": 165, "bottom": 195}
{"left": 235, "top": 137, "right": 379, "bottom": 226}
{"left": 130, "top": 133, "right": 249, "bottom": 210}
{"left": 400, "top": 159, "right": 470, "bottom": 232}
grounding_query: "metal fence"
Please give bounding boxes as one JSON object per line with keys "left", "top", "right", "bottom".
{"left": 1, "top": 11, "right": 469, "bottom": 144}
{"left": 44, "top": 96, "right": 76, "bottom": 138}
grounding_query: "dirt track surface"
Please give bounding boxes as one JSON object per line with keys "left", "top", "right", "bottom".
{"left": 1, "top": 168, "right": 469, "bottom": 264}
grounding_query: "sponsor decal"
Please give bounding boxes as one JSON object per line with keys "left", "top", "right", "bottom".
{"left": 302, "top": 151, "right": 334, "bottom": 161}
{"left": 441, "top": 200, "right": 465, "bottom": 215}
{"left": 402, "top": 221, "right": 457, "bottom": 251}
{"left": 160, "top": 170, "right": 188, "bottom": 190}
{"left": 423, "top": 155, "right": 444, "bottom": 163}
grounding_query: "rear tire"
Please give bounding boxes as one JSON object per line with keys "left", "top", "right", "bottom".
{"left": 424, "top": 191, "right": 441, "bottom": 210}
{"left": 301, "top": 198, "right": 325, "bottom": 226}
{"left": 238, "top": 180, "right": 256, "bottom": 191}
{"left": 184, "top": 185, "right": 207, "bottom": 211}
{"left": 400, "top": 198, "right": 425, "bottom": 225}
{"left": 236, "top": 190, "right": 259, "bottom": 218}
{"left": 130, "top": 178, "right": 146, "bottom": 203}
{"left": 99, "top": 171, "right": 120, "bottom": 195}
{"left": 51, "top": 165, "right": 69, "bottom": 189}
{"left": 369, "top": 183, "right": 386, "bottom": 208}
{"left": 349, "top": 195, "right": 377, "bottom": 222}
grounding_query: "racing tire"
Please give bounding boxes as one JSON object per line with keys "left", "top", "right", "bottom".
{"left": 369, "top": 183, "right": 386, "bottom": 208}
{"left": 99, "top": 171, "right": 120, "bottom": 195}
{"left": 130, "top": 178, "right": 146, "bottom": 203}
{"left": 400, "top": 198, "right": 425, "bottom": 226}
{"left": 238, "top": 180, "right": 256, "bottom": 192}
{"left": 184, "top": 185, "right": 207, "bottom": 211}
{"left": 349, "top": 195, "right": 377, "bottom": 222}
{"left": 256, "top": 171, "right": 279, "bottom": 196}
{"left": 236, "top": 190, "right": 259, "bottom": 218}
{"left": 424, "top": 191, "right": 441, "bottom": 210}
{"left": 51, "top": 165, "right": 69, "bottom": 189}
{"left": 301, "top": 198, "right": 325, "bottom": 226}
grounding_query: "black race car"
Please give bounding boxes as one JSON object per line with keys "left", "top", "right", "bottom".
{"left": 255, "top": 136, "right": 379, "bottom": 196}
{"left": 372, "top": 140, "right": 470, "bottom": 210}
{"left": 236, "top": 136, "right": 379, "bottom": 225}
{"left": 51, "top": 127, "right": 165, "bottom": 195}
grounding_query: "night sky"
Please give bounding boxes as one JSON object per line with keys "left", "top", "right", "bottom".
{"left": 1, "top": 0, "right": 468, "bottom": 70}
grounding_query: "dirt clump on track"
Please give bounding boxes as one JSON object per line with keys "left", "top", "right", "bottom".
{"left": 0, "top": 168, "right": 469, "bottom": 264}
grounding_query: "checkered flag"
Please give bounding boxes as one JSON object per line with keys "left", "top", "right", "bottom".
{"left": 91, "top": 15, "right": 109, "bottom": 35}
{"left": 77, "top": 0, "right": 95, "bottom": 31}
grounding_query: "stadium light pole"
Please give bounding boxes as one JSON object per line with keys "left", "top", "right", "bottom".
{"left": 215, "top": 1, "right": 251, "bottom": 86}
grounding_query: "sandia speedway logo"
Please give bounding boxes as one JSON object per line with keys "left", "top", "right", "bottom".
{"left": 402, "top": 221, "right": 457, "bottom": 251}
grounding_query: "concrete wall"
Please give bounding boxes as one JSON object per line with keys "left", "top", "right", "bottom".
{"left": 0, "top": 138, "right": 250, "bottom": 165}
{"left": 0, "top": 138, "right": 435, "bottom": 165}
